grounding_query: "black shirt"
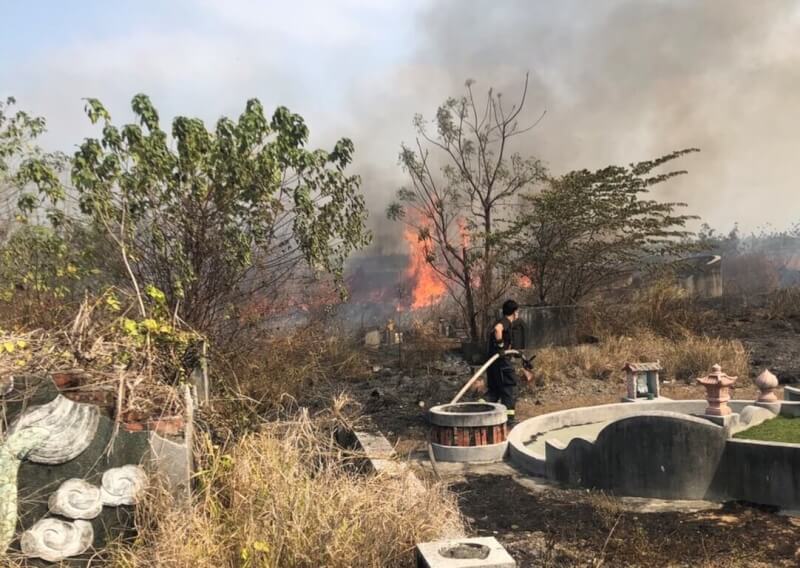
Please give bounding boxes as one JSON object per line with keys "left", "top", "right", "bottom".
{"left": 486, "top": 317, "right": 513, "bottom": 358}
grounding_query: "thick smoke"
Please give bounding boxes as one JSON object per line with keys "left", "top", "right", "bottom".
{"left": 353, "top": 0, "right": 800, "bottom": 255}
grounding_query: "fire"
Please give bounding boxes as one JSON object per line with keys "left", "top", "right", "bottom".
{"left": 404, "top": 227, "right": 447, "bottom": 309}
{"left": 517, "top": 275, "right": 533, "bottom": 288}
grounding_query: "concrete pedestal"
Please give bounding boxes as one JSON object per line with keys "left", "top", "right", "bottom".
{"left": 693, "top": 412, "right": 739, "bottom": 435}
{"left": 416, "top": 537, "right": 515, "bottom": 568}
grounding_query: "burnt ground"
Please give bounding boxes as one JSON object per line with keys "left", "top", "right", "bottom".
{"left": 321, "top": 302, "right": 800, "bottom": 567}
{"left": 452, "top": 474, "right": 800, "bottom": 567}
{"left": 708, "top": 313, "right": 800, "bottom": 383}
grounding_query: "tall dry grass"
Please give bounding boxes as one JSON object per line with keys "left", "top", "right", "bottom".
{"left": 213, "top": 322, "right": 371, "bottom": 430}
{"left": 765, "top": 287, "right": 800, "bottom": 320}
{"left": 584, "top": 279, "right": 708, "bottom": 340}
{"left": 535, "top": 331, "right": 749, "bottom": 384}
{"left": 106, "top": 398, "right": 464, "bottom": 568}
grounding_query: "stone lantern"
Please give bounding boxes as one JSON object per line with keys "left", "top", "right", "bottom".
{"left": 696, "top": 364, "right": 737, "bottom": 416}
{"left": 754, "top": 369, "right": 779, "bottom": 403}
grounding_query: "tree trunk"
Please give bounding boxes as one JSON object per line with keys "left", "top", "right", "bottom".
{"left": 463, "top": 253, "right": 479, "bottom": 342}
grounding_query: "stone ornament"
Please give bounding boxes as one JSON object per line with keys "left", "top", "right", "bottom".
{"left": 754, "top": 369, "right": 779, "bottom": 403}
{"left": 0, "top": 428, "right": 50, "bottom": 555}
{"left": 49, "top": 479, "right": 103, "bottom": 520}
{"left": 9, "top": 394, "right": 99, "bottom": 464}
{"left": 20, "top": 518, "right": 94, "bottom": 562}
{"left": 696, "top": 364, "right": 738, "bottom": 416}
{"left": 100, "top": 465, "right": 147, "bottom": 506}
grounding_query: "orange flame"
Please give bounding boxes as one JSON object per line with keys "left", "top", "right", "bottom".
{"left": 404, "top": 227, "right": 447, "bottom": 309}
{"left": 517, "top": 275, "right": 533, "bottom": 289}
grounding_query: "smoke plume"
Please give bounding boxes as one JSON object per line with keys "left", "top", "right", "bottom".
{"left": 352, "top": 0, "right": 800, "bottom": 254}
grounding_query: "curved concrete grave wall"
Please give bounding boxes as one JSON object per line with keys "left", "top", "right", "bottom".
{"left": 509, "top": 399, "right": 800, "bottom": 508}
{"left": 508, "top": 400, "right": 716, "bottom": 476}
{"left": 709, "top": 438, "right": 800, "bottom": 507}
{"left": 545, "top": 411, "right": 726, "bottom": 499}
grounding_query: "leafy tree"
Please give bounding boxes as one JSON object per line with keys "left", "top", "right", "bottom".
{"left": 0, "top": 97, "right": 66, "bottom": 228}
{"left": 388, "top": 77, "right": 547, "bottom": 341}
{"left": 70, "top": 95, "right": 370, "bottom": 335}
{"left": 509, "top": 149, "right": 700, "bottom": 305}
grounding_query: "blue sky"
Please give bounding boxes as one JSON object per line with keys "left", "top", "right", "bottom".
{"left": 3, "top": 1, "right": 800, "bottom": 235}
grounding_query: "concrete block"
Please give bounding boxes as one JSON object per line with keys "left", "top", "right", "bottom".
{"left": 364, "top": 330, "right": 381, "bottom": 348}
{"left": 148, "top": 431, "right": 191, "bottom": 499}
{"left": 693, "top": 412, "right": 740, "bottom": 435}
{"left": 416, "top": 537, "right": 515, "bottom": 568}
{"left": 352, "top": 430, "right": 425, "bottom": 495}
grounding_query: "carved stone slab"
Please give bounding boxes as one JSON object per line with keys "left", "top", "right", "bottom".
{"left": 9, "top": 394, "right": 99, "bottom": 464}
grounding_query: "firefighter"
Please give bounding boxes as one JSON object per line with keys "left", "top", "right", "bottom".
{"left": 485, "top": 299, "right": 531, "bottom": 425}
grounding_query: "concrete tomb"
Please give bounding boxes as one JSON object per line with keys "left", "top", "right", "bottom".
{"left": 2, "top": 374, "right": 191, "bottom": 563}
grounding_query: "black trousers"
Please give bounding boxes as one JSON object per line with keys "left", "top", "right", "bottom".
{"left": 486, "top": 363, "right": 517, "bottom": 414}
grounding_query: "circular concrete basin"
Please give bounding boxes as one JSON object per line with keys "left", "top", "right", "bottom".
{"left": 428, "top": 402, "right": 508, "bottom": 463}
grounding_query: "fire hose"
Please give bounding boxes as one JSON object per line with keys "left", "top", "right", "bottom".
{"left": 450, "top": 349, "right": 534, "bottom": 404}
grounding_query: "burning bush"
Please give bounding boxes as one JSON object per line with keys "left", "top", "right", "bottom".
{"left": 105, "top": 398, "right": 464, "bottom": 568}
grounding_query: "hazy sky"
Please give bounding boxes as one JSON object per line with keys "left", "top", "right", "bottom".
{"left": 3, "top": 0, "right": 799, "bottom": 243}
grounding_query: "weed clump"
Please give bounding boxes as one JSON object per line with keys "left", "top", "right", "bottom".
{"left": 106, "top": 398, "right": 464, "bottom": 568}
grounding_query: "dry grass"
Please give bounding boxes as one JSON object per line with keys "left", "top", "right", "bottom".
{"left": 584, "top": 279, "right": 709, "bottom": 339}
{"left": 215, "top": 322, "right": 370, "bottom": 421}
{"left": 765, "top": 287, "right": 800, "bottom": 320}
{"left": 106, "top": 398, "right": 464, "bottom": 568}
{"left": 535, "top": 331, "right": 750, "bottom": 384}
{"left": 397, "top": 318, "right": 455, "bottom": 374}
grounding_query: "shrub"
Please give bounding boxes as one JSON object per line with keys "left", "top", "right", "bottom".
{"left": 106, "top": 399, "right": 464, "bottom": 568}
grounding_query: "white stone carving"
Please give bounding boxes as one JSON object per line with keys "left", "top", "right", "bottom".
{"left": 48, "top": 479, "right": 103, "bottom": 520}
{"left": 100, "top": 465, "right": 147, "bottom": 506}
{"left": 20, "top": 518, "right": 93, "bottom": 562}
{"left": 9, "top": 394, "right": 99, "bottom": 464}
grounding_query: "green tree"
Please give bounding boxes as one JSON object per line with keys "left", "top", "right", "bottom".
{"left": 71, "top": 95, "right": 370, "bottom": 335}
{"left": 0, "top": 96, "right": 66, "bottom": 228}
{"left": 388, "top": 77, "right": 547, "bottom": 341}
{"left": 509, "top": 149, "right": 700, "bottom": 305}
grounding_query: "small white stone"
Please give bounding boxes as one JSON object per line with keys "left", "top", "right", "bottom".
{"left": 755, "top": 369, "right": 779, "bottom": 390}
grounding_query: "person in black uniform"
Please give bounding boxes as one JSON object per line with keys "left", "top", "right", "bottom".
{"left": 485, "top": 299, "right": 531, "bottom": 425}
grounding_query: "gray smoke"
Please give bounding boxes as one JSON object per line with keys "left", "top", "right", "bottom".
{"left": 351, "top": 0, "right": 800, "bottom": 254}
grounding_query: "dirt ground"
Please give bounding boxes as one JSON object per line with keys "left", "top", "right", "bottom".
{"left": 329, "top": 303, "right": 800, "bottom": 567}
{"left": 452, "top": 473, "right": 800, "bottom": 567}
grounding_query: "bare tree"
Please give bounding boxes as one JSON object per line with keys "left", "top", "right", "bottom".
{"left": 388, "top": 76, "right": 546, "bottom": 341}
